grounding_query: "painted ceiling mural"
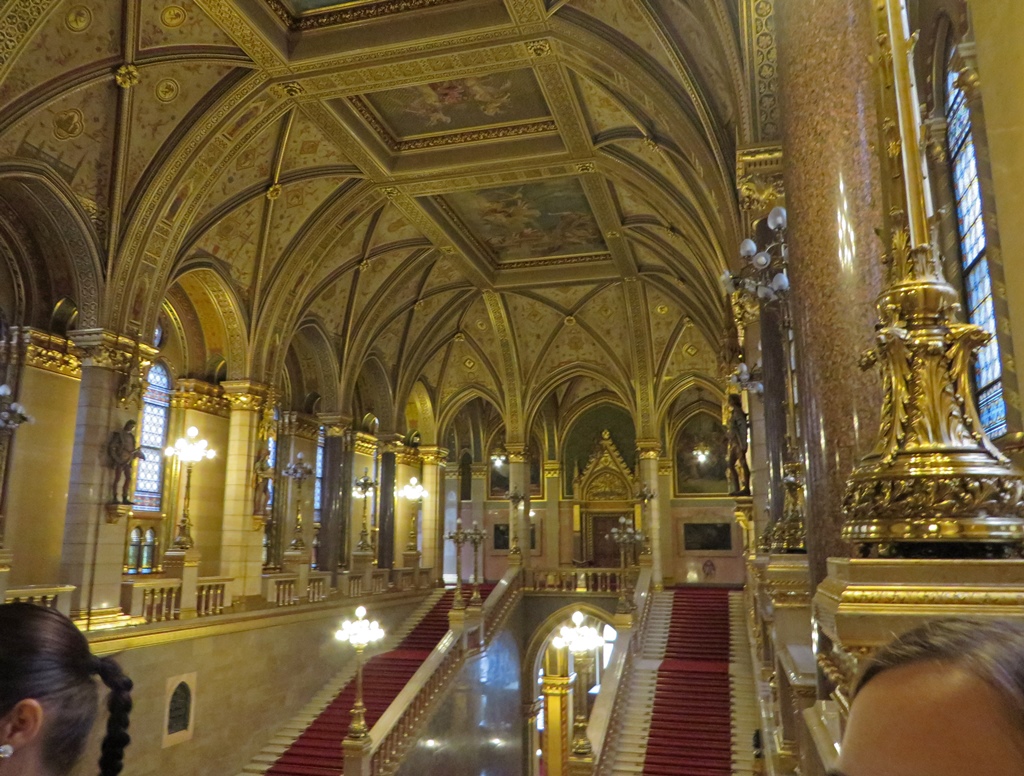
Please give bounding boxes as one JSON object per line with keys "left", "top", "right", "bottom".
{"left": 0, "top": 0, "right": 753, "bottom": 435}
{"left": 360, "top": 70, "right": 551, "bottom": 140}
{"left": 442, "top": 178, "right": 607, "bottom": 262}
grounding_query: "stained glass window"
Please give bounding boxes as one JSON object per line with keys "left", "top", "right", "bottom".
{"left": 314, "top": 427, "right": 324, "bottom": 522}
{"left": 133, "top": 363, "right": 172, "bottom": 510}
{"left": 126, "top": 527, "right": 142, "bottom": 573}
{"left": 946, "top": 69, "right": 1007, "bottom": 438}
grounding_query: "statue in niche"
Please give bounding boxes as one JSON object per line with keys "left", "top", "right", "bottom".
{"left": 724, "top": 393, "right": 751, "bottom": 495}
{"left": 252, "top": 446, "right": 274, "bottom": 516}
{"left": 108, "top": 420, "right": 145, "bottom": 504}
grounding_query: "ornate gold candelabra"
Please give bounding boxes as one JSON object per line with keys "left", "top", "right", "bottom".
{"left": 399, "top": 476, "right": 426, "bottom": 552}
{"left": 446, "top": 517, "right": 469, "bottom": 610}
{"left": 607, "top": 517, "right": 643, "bottom": 613}
{"left": 842, "top": 0, "right": 1024, "bottom": 556}
{"left": 283, "top": 452, "right": 314, "bottom": 551}
{"left": 508, "top": 488, "right": 524, "bottom": 559}
{"left": 164, "top": 426, "right": 216, "bottom": 550}
{"left": 351, "top": 468, "right": 377, "bottom": 554}
{"left": 465, "top": 520, "right": 486, "bottom": 606}
{"left": 636, "top": 484, "right": 655, "bottom": 556}
{"left": 335, "top": 606, "right": 385, "bottom": 740}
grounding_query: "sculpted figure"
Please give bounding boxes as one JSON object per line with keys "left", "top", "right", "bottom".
{"left": 252, "top": 446, "right": 273, "bottom": 516}
{"left": 725, "top": 394, "right": 751, "bottom": 495}
{"left": 108, "top": 420, "right": 145, "bottom": 504}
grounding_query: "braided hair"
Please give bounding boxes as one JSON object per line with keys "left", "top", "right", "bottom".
{"left": 0, "top": 603, "right": 133, "bottom": 775}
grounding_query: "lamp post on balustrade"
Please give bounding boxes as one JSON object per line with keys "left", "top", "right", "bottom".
{"left": 508, "top": 488, "right": 524, "bottom": 561}
{"left": 446, "top": 517, "right": 469, "bottom": 610}
{"left": 0, "top": 383, "right": 31, "bottom": 549}
{"left": 636, "top": 484, "right": 655, "bottom": 558}
{"left": 164, "top": 426, "right": 216, "bottom": 550}
{"left": 553, "top": 611, "right": 605, "bottom": 758}
{"left": 464, "top": 520, "right": 486, "bottom": 606}
{"left": 352, "top": 468, "right": 377, "bottom": 554}
{"left": 283, "top": 452, "right": 314, "bottom": 550}
{"left": 335, "top": 605, "right": 385, "bottom": 740}
{"left": 607, "top": 517, "right": 644, "bottom": 613}
{"left": 399, "top": 476, "right": 426, "bottom": 554}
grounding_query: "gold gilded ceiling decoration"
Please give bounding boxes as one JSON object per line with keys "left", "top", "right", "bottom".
{"left": 0, "top": 0, "right": 749, "bottom": 438}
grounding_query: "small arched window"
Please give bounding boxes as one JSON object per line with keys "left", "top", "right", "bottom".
{"left": 167, "top": 682, "right": 191, "bottom": 736}
{"left": 125, "top": 526, "right": 142, "bottom": 573}
{"left": 134, "top": 363, "right": 172, "bottom": 511}
{"left": 141, "top": 528, "right": 157, "bottom": 572}
{"left": 945, "top": 67, "right": 1007, "bottom": 437}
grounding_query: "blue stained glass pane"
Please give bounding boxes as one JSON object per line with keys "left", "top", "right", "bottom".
{"left": 140, "top": 403, "right": 167, "bottom": 448}
{"left": 147, "top": 363, "right": 171, "bottom": 390}
{"left": 978, "top": 383, "right": 1008, "bottom": 438}
{"left": 314, "top": 437, "right": 324, "bottom": 511}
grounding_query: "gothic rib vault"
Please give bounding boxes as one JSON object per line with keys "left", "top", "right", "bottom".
{"left": 0, "top": 0, "right": 756, "bottom": 441}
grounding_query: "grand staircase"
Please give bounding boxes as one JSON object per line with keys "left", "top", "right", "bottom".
{"left": 242, "top": 586, "right": 490, "bottom": 776}
{"left": 606, "top": 586, "right": 757, "bottom": 776}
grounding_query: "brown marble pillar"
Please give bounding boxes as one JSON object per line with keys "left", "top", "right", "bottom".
{"left": 776, "top": 0, "right": 886, "bottom": 587}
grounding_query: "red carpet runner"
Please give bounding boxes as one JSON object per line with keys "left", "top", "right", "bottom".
{"left": 267, "top": 587, "right": 490, "bottom": 776}
{"left": 643, "top": 587, "right": 733, "bottom": 776}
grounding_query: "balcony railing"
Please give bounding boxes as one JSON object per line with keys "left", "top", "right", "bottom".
{"left": 525, "top": 566, "right": 628, "bottom": 593}
{"left": 5, "top": 584, "right": 76, "bottom": 616}
{"left": 347, "top": 566, "right": 523, "bottom": 776}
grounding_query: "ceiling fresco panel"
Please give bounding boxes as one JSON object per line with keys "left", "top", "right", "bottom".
{"left": 358, "top": 69, "right": 550, "bottom": 141}
{"left": 138, "top": 0, "right": 239, "bottom": 50}
{"left": 441, "top": 177, "right": 607, "bottom": 263}
{"left": 0, "top": 1, "right": 121, "bottom": 108}
{"left": 281, "top": 110, "right": 351, "bottom": 173}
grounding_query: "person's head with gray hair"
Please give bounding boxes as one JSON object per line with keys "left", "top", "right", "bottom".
{"left": 830, "top": 618, "right": 1024, "bottom": 776}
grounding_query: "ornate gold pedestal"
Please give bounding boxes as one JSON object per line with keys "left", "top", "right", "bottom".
{"left": 814, "top": 556, "right": 1024, "bottom": 714}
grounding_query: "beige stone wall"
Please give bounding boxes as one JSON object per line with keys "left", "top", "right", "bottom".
{"left": 7, "top": 366, "right": 80, "bottom": 585}
{"left": 74, "top": 597, "right": 424, "bottom": 776}
{"left": 666, "top": 499, "right": 745, "bottom": 586}
{"left": 178, "top": 409, "right": 230, "bottom": 577}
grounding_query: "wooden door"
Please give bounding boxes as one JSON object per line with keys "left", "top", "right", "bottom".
{"left": 587, "top": 513, "right": 629, "bottom": 567}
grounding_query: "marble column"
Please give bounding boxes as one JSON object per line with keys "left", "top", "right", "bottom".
{"left": 376, "top": 443, "right": 397, "bottom": 569}
{"left": 220, "top": 381, "right": 268, "bottom": 599}
{"left": 317, "top": 418, "right": 349, "bottom": 587}
{"left": 61, "top": 330, "right": 154, "bottom": 620}
{"left": 776, "top": 0, "right": 886, "bottom": 586}
{"left": 507, "top": 445, "right": 531, "bottom": 565}
{"left": 760, "top": 301, "right": 788, "bottom": 526}
{"left": 636, "top": 442, "right": 663, "bottom": 590}
{"left": 419, "top": 446, "right": 447, "bottom": 578}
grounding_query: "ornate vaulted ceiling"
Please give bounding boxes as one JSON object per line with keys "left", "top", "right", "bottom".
{"left": 0, "top": 0, "right": 758, "bottom": 441}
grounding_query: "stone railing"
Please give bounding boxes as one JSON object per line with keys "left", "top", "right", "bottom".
{"left": 122, "top": 578, "right": 183, "bottom": 623}
{"left": 196, "top": 577, "right": 232, "bottom": 616}
{"left": 390, "top": 567, "right": 416, "bottom": 592}
{"left": 307, "top": 571, "right": 330, "bottom": 602}
{"left": 371, "top": 568, "right": 389, "bottom": 594}
{"left": 350, "top": 566, "right": 523, "bottom": 776}
{"left": 525, "top": 567, "right": 626, "bottom": 593}
{"left": 262, "top": 573, "right": 299, "bottom": 607}
{"left": 5, "top": 584, "right": 76, "bottom": 616}
{"left": 591, "top": 566, "right": 653, "bottom": 773}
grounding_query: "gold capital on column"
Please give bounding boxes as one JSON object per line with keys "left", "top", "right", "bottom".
{"left": 172, "top": 379, "right": 230, "bottom": 418}
{"left": 418, "top": 446, "right": 449, "bottom": 465}
{"left": 636, "top": 440, "right": 661, "bottom": 460}
{"left": 2, "top": 328, "right": 81, "bottom": 378}
{"left": 221, "top": 380, "right": 268, "bottom": 411}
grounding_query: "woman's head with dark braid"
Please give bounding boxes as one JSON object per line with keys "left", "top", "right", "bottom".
{"left": 0, "top": 603, "right": 133, "bottom": 776}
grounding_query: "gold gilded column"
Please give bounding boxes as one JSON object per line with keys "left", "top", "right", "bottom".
{"left": 541, "top": 647, "right": 571, "bottom": 776}
{"left": 775, "top": 0, "right": 886, "bottom": 585}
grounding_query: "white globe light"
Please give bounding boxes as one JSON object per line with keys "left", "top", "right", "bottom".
{"left": 752, "top": 251, "right": 771, "bottom": 269}
{"left": 739, "top": 238, "right": 758, "bottom": 258}
{"left": 767, "top": 206, "right": 788, "bottom": 231}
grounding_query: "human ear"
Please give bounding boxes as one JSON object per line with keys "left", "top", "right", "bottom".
{"left": 0, "top": 699, "right": 44, "bottom": 751}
